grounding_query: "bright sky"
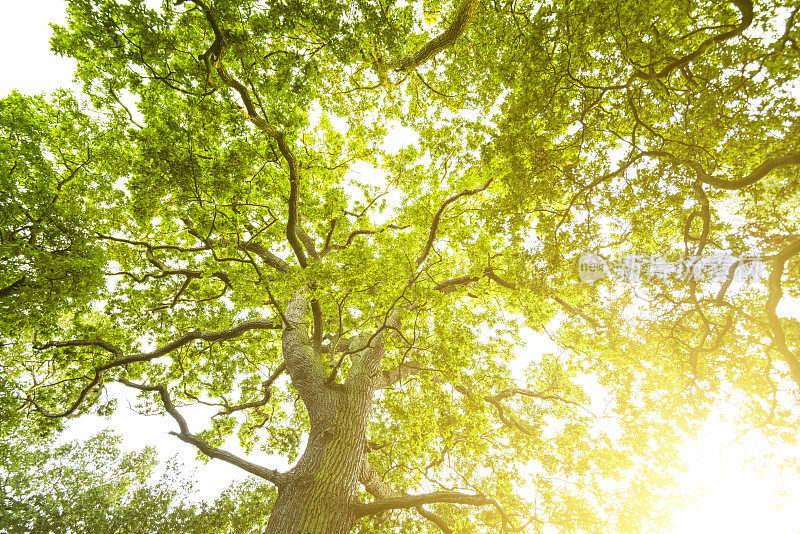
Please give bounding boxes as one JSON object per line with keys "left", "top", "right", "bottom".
{"left": 2, "top": 2, "right": 800, "bottom": 532}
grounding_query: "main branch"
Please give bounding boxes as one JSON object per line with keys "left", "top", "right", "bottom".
{"left": 355, "top": 490, "right": 490, "bottom": 517}
{"left": 376, "top": 0, "right": 481, "bottom": 79}
{"left": 766, "top": 236, "right": 800, "bottom": 387}
{"left": 29, "top": 319, "right": 280, "bottom": 417}
{"left": 189, "top": 0, "right": 311, "bottom": 269}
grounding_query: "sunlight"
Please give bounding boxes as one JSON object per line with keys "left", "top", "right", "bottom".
{"left": 670, "top": 416, "right": 800, "bottom": 534}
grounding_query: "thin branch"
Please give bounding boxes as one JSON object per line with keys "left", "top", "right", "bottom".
{"left": 416, "top": 178, "right": 493, "bottom": 267}
{"left": 375, "top": 360, "right": 431, "bottom": 389}
{"left": 119, "top": 379, "right": 287, "bottom": 486}
{"left": 552, "top": 296, "right": 600, "bottom": 328}
{"left": 323, "top": 224, "right": 410, "bottom": 256}
{"left": 217, "top": 362, "right": 286, "bottom": 416}
{"left": 96, "top": 232, "right": 208, "bottom": 253}
{"left": 552, "top": 150, "right": 672, "bottom": 236}
{"left": 488, "top": 387, "right": 596, "bottom": 417}
{"left": 631, "top": 0, "right": 753, "bottom": 82}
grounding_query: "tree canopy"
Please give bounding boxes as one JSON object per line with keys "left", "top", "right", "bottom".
{"left": 2, "top": 0, "right": 800, "bottom": 532}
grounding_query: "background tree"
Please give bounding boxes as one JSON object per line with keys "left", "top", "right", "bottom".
{"left": 2, "top": 0, "right": 800, "bottom": 532}
{"left": 0, "top": 426, "right": 274, "bottom": 534}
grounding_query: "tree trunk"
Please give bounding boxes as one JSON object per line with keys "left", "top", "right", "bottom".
{"left": 264, "top": 387, "right": 373, "bottom": 534}
{"left": 268, "top": 299, "right": 383, "bottom": 533}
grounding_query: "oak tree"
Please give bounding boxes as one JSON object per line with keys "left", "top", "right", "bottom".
{"left": 3, "top": 0, "right": 800, "bottom": 532}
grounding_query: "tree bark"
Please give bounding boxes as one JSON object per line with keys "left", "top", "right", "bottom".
{"left": 0, "top": 276, "right": 26, "bottom": 299}
{"left": 264, "top": 395, "right": 367, "bottom": 533}
{"left": 266, "top": 304, "right": 383, "bottom": 533}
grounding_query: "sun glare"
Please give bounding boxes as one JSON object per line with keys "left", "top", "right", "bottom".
{"left": 669, "top": 416, "right": 800, "bottom": 534}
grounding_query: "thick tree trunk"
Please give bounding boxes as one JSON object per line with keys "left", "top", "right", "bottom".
{"left": 264, "top": 400, "right": 367, "bottom": 533}
{"left": 268, "top": 302, "right": 381, "bottom": 534}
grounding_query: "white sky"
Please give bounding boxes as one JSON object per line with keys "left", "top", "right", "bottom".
{"left": 0, "top": 1, "right": 75, "bottom": 95}
{"left": 2, "top": 2, "right": 800, "bottom": 532}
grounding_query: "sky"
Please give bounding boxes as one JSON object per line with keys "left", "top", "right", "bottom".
{"left": 0, "top": 1, "right": 75, "bottom": 96}
{"left": 2, "top": 1, "right": 800, "bottom": 532}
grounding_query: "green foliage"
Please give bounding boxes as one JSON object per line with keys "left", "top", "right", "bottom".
{"left": 0, "top": 427, "right": 274, "bottom": 534}
{"left": 0, "top": 92, "right": 108, "bottom": 335}
{"left": 2, "top": 0, "right": 800, "bottom": 531}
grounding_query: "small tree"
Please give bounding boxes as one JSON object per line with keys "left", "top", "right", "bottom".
{"left": 2, "top": 0, "right": 800, "bottom": 531}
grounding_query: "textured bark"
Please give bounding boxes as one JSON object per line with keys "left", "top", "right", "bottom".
{"left": 265, "top": 303, "right": 383, "bottom": 533}
{"left": 264, "top": 395, "right": 368, "bottom": 533}
{"left": 378, "top": 0, "right": 481, "bottom": 74}
{"left": 0, "top": 276, "right": 26, "bottom": 299}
